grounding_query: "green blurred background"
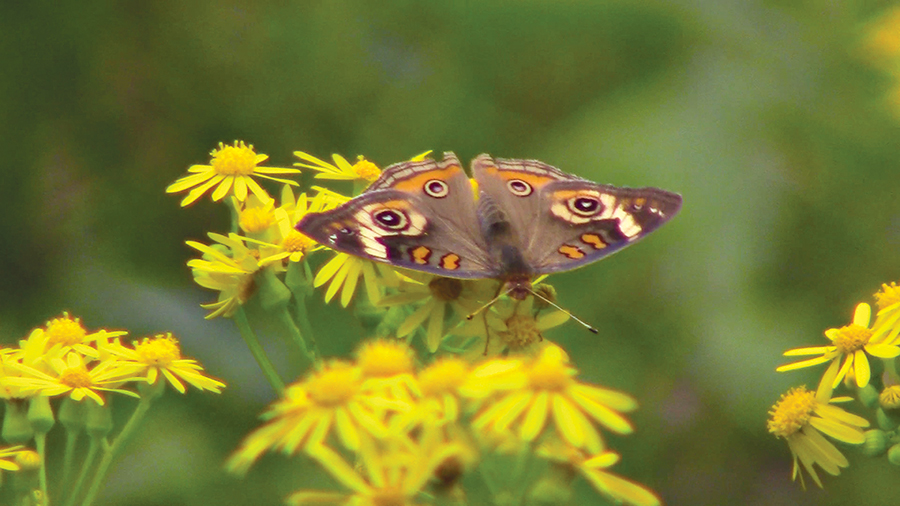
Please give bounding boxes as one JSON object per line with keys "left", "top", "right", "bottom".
{"left": 3, "top": 1, "right": 900, "bottom": 504}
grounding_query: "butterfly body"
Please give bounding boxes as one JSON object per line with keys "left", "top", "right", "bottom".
{"left": 297, "top": 152, "right": 682, "bottom": 297}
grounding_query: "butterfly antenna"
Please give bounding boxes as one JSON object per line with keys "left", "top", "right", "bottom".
{"left": 528, "top": 288, "right": 599, "bottom": 334}
{"left": 466, "top": 286, "right": 514, "bottom": 320}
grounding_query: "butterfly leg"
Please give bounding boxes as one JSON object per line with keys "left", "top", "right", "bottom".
{"left": 480, "top": 281, "right": 506, "bottom": 355}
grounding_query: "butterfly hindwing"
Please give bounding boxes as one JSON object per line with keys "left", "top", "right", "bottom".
{"left": 527, "top": 181, "right": 682, "bottom": 273}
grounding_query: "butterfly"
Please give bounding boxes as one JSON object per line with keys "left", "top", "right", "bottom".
{"left": 297, "top": 152, "right": 681, "bottom": 301}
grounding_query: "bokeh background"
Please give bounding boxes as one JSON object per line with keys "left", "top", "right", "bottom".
{"left": 3, "top": 1, "right": 900, "bottom": 505}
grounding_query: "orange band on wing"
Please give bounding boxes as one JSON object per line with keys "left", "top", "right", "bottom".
{"left": 440, "top": 253, "right": 461, "bottom": 270}
{"left": 391, "top": 166, "right": 463, "bottom": 192}
{"left": 410, "top": 246, "right": 432, "bottom": 265}
{"left": 580, "top": 233, "right": 607, "bottom": 249}
{"left": 558, "top": 244, "right": 585, "bottom": 259}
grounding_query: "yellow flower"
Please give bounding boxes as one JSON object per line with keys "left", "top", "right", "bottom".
{"left": 187, "top": 233, "right": 260, "bottom": 318}
{"left": 879, "top": 385, "right": 900, "bottom": 409}
{"left": 453, "top": 296, "right": 570, "bottom": 358}
{"left": 4, "top": 352, "right": 140, "bottom": 405}
{"left": 767, "top": 385, "right": 868, "bottom": 488}
{"left": 107, "top": 333, "right": 225, "bottom": 394}
{"left": 287, "top": 430, "right": 467, "bottom": 506}
{"left": 257, "top": 189, "right": 326, "bottom": 267}
{"left": 237, "top": 194, "right": 277, "bottom": 238}
{"left": 313, "top": 253, "right": 399, "bottom": 307}
{"left": 167, "top": 141, "right": 300, "bottom": 207}
{"left": 356, "top": 339, "right": 420, "bottom": 404}
{"left": 0, "top": 445, "right": 27, "bottom": 473}
{"left": 777, "top": 303, "right": 900, "bottom": 388}
{"left": 537, "top": 442, "right": 660, "bottom": 506}
{"left": 873, "top": 281, "right": 900, "bottom": 344}
{"left": 379, "top": 274, "right": 495, "bottom": 352}
{"left": 293, "top": 152, "right": 382, "bottom": 184}
{"left": 226, "top": 361, "right": 411, "bottom": 475}
{"left": 866, "top": 7, "right": 900, "bottom": 62}
{"left": 410, "top": 357, "right": 470, "bottom": 426}
{"left": 37, "top": 313, "right": 127, "bottom": 361}
{"left": 464, "top": 345, "right": 636, "bottom": 455}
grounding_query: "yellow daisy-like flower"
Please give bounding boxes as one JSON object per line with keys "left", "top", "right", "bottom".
{"left": 537, "top": 442, "right": 660, "bottom": 506}
{"left": 226, "top": 361, "right": 410, "bottom": 475}
{"left": 187, "top": 233, "right": 260, "bottom": 319}
{"left": 403, "top": 357, "right": 470, "bottom": 428}
{"left": 454, "top": 295, "right": 570, "bottom": 358}
{"left": 36, "top": 313, "right": 127, "bottom": 362}
{"left": 294, "top": 152, "right": 382, "bottom": 184}
{"left": 0, "top": 445, "right": 27, "bottom": 474}
{"left": 0, "top": 352, "right": 29, "bottom": 400}
{"left": 872, "top": 281, "right": 900, "bottom": 344}
{"left": 777, "top": 303, "right": 900, "bottom": 388}
{"left": 313, "top": 253, "right": 399, "bottom": 307}
{"left": 106, "top": 333, "right": 225, "bottom": 394}
{"left": 379, "top": 274, "right": 496, "bottom": 352}
{"left": 463, "top": 345, "right": 636, "bottom": 455}
{"left": 237, "top": 194, "right": 277, "bottom": 238}
{"left": 879, "top": 384, "right": 900, "bottom": 409}
{"left": 287, "top": 430, "right": 466, "bottom": 506}
{"left": 767, "top": 385, "right": 868, "bottom": 488}
{"left": 257, "top": 189, "right": 327, "bottom": 267}
{"left": 356, "top": 339, "right": 420, "bottom": 404}
{"left": 167, "top": 141, "right": 300, "bottom": 207}
{"left": 4, "top": 352, "right": 141, "bottom": 405}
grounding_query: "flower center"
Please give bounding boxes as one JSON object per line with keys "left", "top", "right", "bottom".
{"left": 371, "top": 487, "right": 405, "bottom": 506}
{"left": 832, "top": 324, "right": 872, "bottom": 353}
{"left": 526, "top": 353, "right": 573, "bottom": 392}
{"left": 282, "top": 230, "right": 317, "bottom": 254}
{"left": 135, "top": 335, "right": 181, "bottom": 366}
{"left": 305, "top": 364, "right": 361, "bottom": 407}
{"left": 237, "top": 275, "right": 257, "bottom": 304}
{"left": 59, "top": 368, "right": 93, "bottom": 389}
{"left": 211, "top": 141, "right": 259, "bottom": 176}
{"left": 45, "top": 316, "right": 87, "bottom": 346}
{"left": 357, "top": 340, "right": 414, "bottom": 378}
{"left": 428, "top": 277, "right": 463, "bottom": 302}
{"left": 419, "top": 358, "right": 469, "bottom": 397}
{"left": 503, "top": 315, "right": 542, "bottom": 349}
{"left": 352, "top": 157, "right": 381, "bottom": 182}
{"left": 239, "top": 207, "right": 275, "bottom": 234}
{"left": 767, "top": 386, "right": 816, "bottom": 438}
{"left": 875, "top": 282, "right": 900, "bottom": 311}
{"left": 880, "top": 385, "right": 900, "bottom": 409}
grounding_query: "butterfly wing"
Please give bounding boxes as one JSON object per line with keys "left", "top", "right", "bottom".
{"left": 472, "top": 154, "right": 681, "bottom": 275}
{"left": 298, "top": 153, "right": 498, "bottom": 278}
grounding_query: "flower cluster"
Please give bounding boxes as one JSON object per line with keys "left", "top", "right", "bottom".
{"left": 0, "top": 312, "right": 224, "bottom": 505}
{"left": 770, "top": 281, "right": 900, "bottom": 487}
{"left": 229, "top": 339, "right": 658, "bottom": 506}
{"left": 169, "top": 142, "right": 662, "bottom": 505}
{"left": 2, "top": 313, "right": 223, "bottom": 404}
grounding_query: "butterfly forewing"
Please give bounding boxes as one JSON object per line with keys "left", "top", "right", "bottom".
{"left": 297, "top": 154, "right": 497, "bottom": 279}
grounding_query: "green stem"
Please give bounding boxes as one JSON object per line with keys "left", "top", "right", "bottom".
{"left": 277, "top": 308, "right": 318, "bottom": 366}
{"left": 79, "top": 396, "right": 154, "bottom": 506}
{"left": 285, "top": 261, "right": 321, "bottom": 367}
{"left": 63, "top": 438, "right": 100, "bottom": 506}
{"left": 234, "top": 308, "right": 285, "bottom": 394}
{"left": 226, "top": 196, "right": 240, "bottom": 234}
{"left": 61, "top": 429, "right": 80, "bottom": 496}
{"left": 34, "top": 432, "right": 48, "bottom": 504}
